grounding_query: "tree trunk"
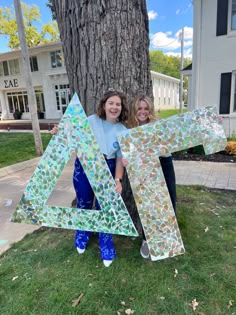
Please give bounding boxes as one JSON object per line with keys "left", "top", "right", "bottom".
{"left": 51, "top": 0, "right": 152, "bottom": 233}
{"left": 51, "top": 0, "right": 152, "bottom": 113}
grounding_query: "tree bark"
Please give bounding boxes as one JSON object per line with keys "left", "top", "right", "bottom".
{"left": 51, "top": 0, "right": 152, "bottom": 233}
{"left": 51, "top": 0, "right": 152, "bottom": 114}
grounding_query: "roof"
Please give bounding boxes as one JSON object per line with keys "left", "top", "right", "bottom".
{"left": 182, "top": 63, "right": 192, "bottom": 71}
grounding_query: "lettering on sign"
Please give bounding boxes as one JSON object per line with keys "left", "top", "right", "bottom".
{"left": 4, "top": 79, "right": 18, "bottom": 88}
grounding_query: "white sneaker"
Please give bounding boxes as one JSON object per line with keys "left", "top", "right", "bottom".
{"left": 103, "top": 260, "right": 113, "bottom": 267}
{"left": 76, "top": 247, "right": 85, "bottom": 254}
{"left": 140, "top": 240, "right": 150, "bottom": 259}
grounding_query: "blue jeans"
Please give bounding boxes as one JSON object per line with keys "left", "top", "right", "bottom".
{"left": 160, "top": 156, "right": 176, "bottom": 213}
{"left": 73, "top": 157, "right": 116, "bottom": 261}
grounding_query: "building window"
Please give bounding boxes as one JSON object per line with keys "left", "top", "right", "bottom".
{"left": 0, "top": 61, "right": 9, "bottom": 76}
{"left": 55, "top": 84, "right": 71, "bottom": 113}
{"left": 30, "top": 56, "right": 38, "bottom": 72}
{"left": 9, "top": 59, "right": 20, "bottom": 75}
{"left": 232, "top": 72, "right": 236, "bottom": 112}
{"left": 0, "top": 59, "right": 20, "bottom": 76}
{"left": 231, "top": 0, "right": 236, "bottom": 30}
{"left": 7, "top": 89, "right": 44, "bottom": 113}
{"left": 50, "top": 50, "right": 63, "bottom": 68}
{"left": 7, "top": 91, "right": 28, "bottom": 113}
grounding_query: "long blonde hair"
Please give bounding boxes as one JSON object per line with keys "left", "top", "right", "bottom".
{"left": 128, "top": 95, "right": 157, "bottom": 128}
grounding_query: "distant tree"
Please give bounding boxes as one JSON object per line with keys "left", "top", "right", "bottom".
{"left": 150, "top": 50, "right": 192, "bottom": 90}
{"left": 0, "top": 2, "right": 59, "bottom": 49}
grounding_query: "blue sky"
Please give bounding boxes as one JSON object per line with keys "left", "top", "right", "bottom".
{"left": 0, "top": 0, "right": 193, "bottom": 58}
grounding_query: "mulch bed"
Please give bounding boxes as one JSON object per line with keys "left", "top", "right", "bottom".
{"left": 172, "top": 150, "right": 236, "bottom": 163}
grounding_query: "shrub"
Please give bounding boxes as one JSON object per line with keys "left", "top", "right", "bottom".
{"left": 225, "top": 141, "right": 236, "bottom": 155}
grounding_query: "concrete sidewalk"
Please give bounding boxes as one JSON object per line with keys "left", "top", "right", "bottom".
{"left": 0, "top": 158, "right": 235, "bottom": 255}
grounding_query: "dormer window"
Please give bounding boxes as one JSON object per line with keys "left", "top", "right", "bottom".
{"left": 0, "top": 59, "right": 20, "bottom": 76}
{"left": 231, "top": 0, "right": 236, "bottom": 30}
{"left": 30, "top": 56, "right": 38, "bottom": 72}
{"left": 50, "top": 50, "right": 63, "bottom": 68}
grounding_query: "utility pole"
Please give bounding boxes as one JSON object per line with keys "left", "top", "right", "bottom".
{"left": 179, "top": 28, "right": 184, "bottom": 113}
{"left": 14, "top": 0, "right": 43, "bottom": 156}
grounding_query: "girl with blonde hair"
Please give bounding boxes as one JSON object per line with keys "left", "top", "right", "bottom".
{"left": 126, "top": 95, "right": 177, "bottom": 259}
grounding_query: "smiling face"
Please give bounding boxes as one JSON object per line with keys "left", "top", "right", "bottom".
{"left": 104, "top": 95, "right": 122, "bottom": 123}
{"left": 136, "top": 100, "right": 150, "bottom": 125}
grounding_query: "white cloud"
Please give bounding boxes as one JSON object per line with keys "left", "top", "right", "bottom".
{"left": 148, "top": 10, "right": 158, "bottom": 20}
{"left": 150, "top": 27, "right": 193, "bottom": 59}
{"left": 175, "top": 3, "right": 193, "bottom": 15}
{"left": 165, "top": 51, "right": 181, "bottom": 57}
{"left": 150, "top": 32, "right": 180, "bottom": 50}
{"left": 181, "top": 26, "right": 193, "bottom": 40}
{"left": 176, "top": 9, "right": 181, "bottom": 15}
{"left": 165, "top": 47, "right": 192, "bottom": 59}
{"left": 184, "top": 48, "right": 192, "bottom": 59}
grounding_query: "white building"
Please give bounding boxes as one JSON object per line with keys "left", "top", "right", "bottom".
{"left": 186, "top": 0, "right": 236, "bottom": 136}
{"left": 0, "top": 42, "right": 180, "bottom": 120}
{"left": 151, "top": 70, "right": 180, "bottom": 110}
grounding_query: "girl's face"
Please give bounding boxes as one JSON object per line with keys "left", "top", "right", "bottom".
{"left": 136, "top": 100, "right": 150, "bottom": 125}
{"left": 104, "top": 95, "right": 122, "bottom": 123}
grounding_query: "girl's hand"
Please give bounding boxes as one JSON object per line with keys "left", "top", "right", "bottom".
{"left": 115, "top": 181, "right": 122, "bottom": 194}
{"left": 218, "top": 116, "right": 223, "bottom": 123}
{"left": 51, "top": 124, "right": 59, "bottom": 135}
{"left": 122, "top": 158, "right": 128, "bottom": 167}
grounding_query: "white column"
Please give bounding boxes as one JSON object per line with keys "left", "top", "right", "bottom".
{"left": 0, "top": 90, "right": 9, "bottom": 119}
{"left": 192, "top": 0, "right": 202, "bottom": 109}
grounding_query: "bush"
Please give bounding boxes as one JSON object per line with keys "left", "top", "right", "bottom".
{"left": 225, "top": 141, "right": 236, "bottom": 155}
{"left": 13, "top": 110, "right": 22, "bottom": 120}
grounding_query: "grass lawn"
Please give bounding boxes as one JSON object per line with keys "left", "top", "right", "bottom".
{"left": 158, "top": 109, "right": 187, "bottom": 119}
{"left": 0, "top": 111, "right": 184, "bottom": 169}
{"left": 0, "top": 186, "right": 235, "bottom": 315}
{"left": 0, "top": 133, "right": 52, "bottom": 168}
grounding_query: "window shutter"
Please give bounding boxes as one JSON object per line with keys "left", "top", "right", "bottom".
{"left": 216, "top": 0, "right": 229, "bottom": 36}
{"left": 219, "top": 72, "right": 232, "bottom": 114}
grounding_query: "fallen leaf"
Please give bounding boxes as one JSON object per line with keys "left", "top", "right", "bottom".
{"left": 4, "top": 199, "right": 12, "bottom": 207}
{"left": 88, "top": 283, "right": 93, "bottom": 287}
{"left": 204, "top": 226, "right": 209, "bottom": 233}
{"left": 199, "top": 312, "right": 206, "bottom": 315}
{"left": 125, "top": 309, "right": 135, "bottom": 314}
{"left": 209, "top": 272, "right": 216, "bottom": 277}
{"left": 121, "top": 301, "right": 126, "bottom": 306}
{"left": 190, "top": 298, "right": 199, "bottom": 311}
{"left": 159, "top": 296, "right": 165, "bottom": 300}
{"left": 209, "top": 209, "right": 220, "bottom": 216}
{"left": 228, "top": 300, "right": 234, "bottom": 309}
{"left": 174, "top": 269, "right": 178, "bottom": 277}
{"left": 72, "top": 293, "right": 84, "bottom": 307}
{"left": 12, "top": 276, "right": 18, "bottom": 281}
{"left": 129, "top": 297, "right": 135, "bottom": 301}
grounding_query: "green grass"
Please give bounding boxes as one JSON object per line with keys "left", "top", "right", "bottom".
{"left": 0, "top": 186, "right": 235, "bottom": 315}
{"left": 0, "top": 133, "right": 52, "bottom": 168}
{"left": 157, "top": 109, "right": 187, "bottom": 119}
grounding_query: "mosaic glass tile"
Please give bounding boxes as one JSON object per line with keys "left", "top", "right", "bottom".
{"left": 117, "top": 106, "right": 227, "bottom": 260}
{"left": 11, "top": 93, "right": 138, "bottom": 237}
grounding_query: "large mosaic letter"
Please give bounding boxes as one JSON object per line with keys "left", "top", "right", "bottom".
{"left": 118, "top": 106, "right": 227, "bottom": 260}
{"left": 11, "top": 93, "right": 138, "bottom": 237}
